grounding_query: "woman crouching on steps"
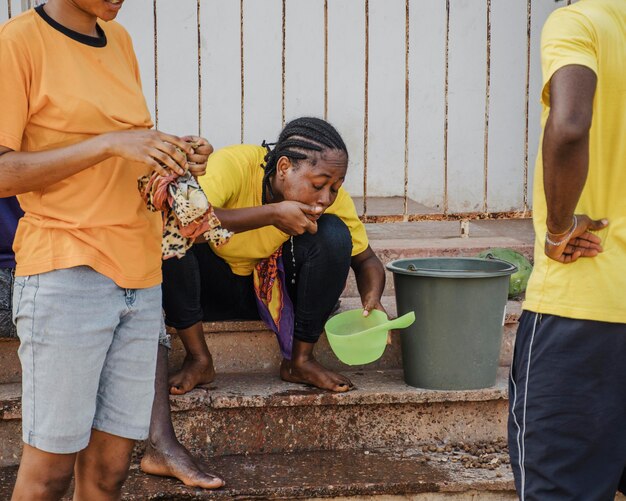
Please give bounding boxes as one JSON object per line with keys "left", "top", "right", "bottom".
{"left": 141, "top": 117, "right": 386, "bottom": 485}
{"left": 166, "top": 116, "right": 385, "bottom": 393}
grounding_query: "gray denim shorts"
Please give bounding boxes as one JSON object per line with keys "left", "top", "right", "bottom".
{"left": 13, "top": 266, "right": 162, "bottom": 454}
{"left": 0, "top": 267, "right": 17, "bottom": 338}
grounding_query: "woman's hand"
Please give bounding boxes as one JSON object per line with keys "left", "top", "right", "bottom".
{"left": 272, "top": 201, "right": 322, "bottom": 235}
{"left": 362, "top": 298, "right": 386, "bottom": 317}
{"left": 182, "top": 135, "right": 213, "bottom": 178}
{"left": 361, "top": 298, "right": 393, "bottom": 344}
{"left": 102, "top": 129, "right": 193, "bottom": 176}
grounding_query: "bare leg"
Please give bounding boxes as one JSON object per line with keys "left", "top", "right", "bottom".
{"left": 168, "top": 322, "right": 215, "bottom": 395}
{"left": 280, "top": 339, "right": 353, "bottom": 392}
{"left": 11, "top": 445, "right": 76, "bottom": 501}
{"left": 72, "top": 429, "right": 134, "bottom": 501}
{"left": 141, "top": 344, "right": 224, "bottom": 489}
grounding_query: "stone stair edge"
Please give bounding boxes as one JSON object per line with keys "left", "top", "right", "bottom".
{"left": 179, "top": 368, "right": 509, "bottom": 412}
{"left": 369, "top": 235, "right": 533, "bottom": 254}
{"left": 0, "top": 368, "right": 509, "bottom": 421}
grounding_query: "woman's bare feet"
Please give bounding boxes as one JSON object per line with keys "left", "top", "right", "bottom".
{"left": 169, "top": 353, "right": 216, "bottom": 395}
{"left": 280, "top": 339, "right": 353, "bottom": 392}
{"left": 280, "top": 356, "right": 353, "bottom": 393}
{"left": 141, "top": 440, "right": 224, "bottom": 489}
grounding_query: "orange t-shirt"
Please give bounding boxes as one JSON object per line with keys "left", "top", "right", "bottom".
{"left": 0, "top": 8, "right": 161, "bottom": 289}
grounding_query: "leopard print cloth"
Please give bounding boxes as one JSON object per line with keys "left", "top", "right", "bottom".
{"left": 138, "top": 153, "right": 232, "bottom": 259}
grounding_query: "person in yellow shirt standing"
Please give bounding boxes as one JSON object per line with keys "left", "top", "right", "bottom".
{"left": 508, "top": 1, "right": 626, "bottom": 498}
{"left": 0, "top": 0, "right": 214, "bottom": 499}
{"left": 140, "top": 117, "right": 386, "bottom": 486}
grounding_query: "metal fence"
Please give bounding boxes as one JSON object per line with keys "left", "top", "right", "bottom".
{"left": 1, "top": 0, "right": 575, "bottom": 221}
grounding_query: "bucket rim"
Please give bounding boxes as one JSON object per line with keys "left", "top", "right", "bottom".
{"left": 386, "top": 256, "right": 517, "bottom": 278}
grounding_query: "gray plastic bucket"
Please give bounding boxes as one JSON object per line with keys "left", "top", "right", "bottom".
{"left": 386, "top": 257, "right": 517, "bottom": 390}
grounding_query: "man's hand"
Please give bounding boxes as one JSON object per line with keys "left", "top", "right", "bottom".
{"left": 544, "top": 214, "right": 608, "bottom": 263}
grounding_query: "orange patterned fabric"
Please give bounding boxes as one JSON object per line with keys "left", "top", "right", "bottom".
{"left": 138, "top": 171, "right": 232, "bottom": 259}
{"left": 253, "top": 248, "right": 294, "bottom": 359}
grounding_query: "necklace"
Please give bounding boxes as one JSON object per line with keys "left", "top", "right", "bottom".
{"left": 290, "top": 236, "right": 296, "bottom": 285}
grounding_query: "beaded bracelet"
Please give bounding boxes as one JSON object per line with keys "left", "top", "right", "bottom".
{"left": 545, "top": 215, "right": 577, "bottom": 247}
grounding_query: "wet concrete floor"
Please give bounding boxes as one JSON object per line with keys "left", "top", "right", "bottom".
{"left": 0, "top": 446, "right": 514, "bottom": 500}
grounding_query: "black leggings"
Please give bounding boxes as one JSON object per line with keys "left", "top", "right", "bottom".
{"left": 162, "top": 214, "right": 353, "bottom": 344}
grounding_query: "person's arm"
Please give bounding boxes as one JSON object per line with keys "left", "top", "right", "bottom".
{"left": 351, "top": 245, "right": 386, "bottom": 316}
{"left": 542, "top": 65, "right": 608, "bottom": 263}
{"left": 0, "top": 130, "right": 193, "bottom": 198}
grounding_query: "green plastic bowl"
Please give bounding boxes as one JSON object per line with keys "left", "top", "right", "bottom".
{"left": 325, "top": 309, "right": 416, "bottom": 366}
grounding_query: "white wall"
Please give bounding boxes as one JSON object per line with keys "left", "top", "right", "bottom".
{"left": 2, "top": 0, "right": 574, "bottom": 215}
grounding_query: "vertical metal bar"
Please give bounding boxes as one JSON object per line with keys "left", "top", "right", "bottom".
{"left": 153, "top": 0, "right": 159, "bottom": 129}
{"left": 8, "top": 0, "right": 12, "bottom": 19}
{"left": 523, "top": 0, "right": 531, "bottom": 212}
{"left": 324, "top": 0, "right": 328, "bottom": 121}
{"left": 197, "top": 0, "right": 202, "bottom": 137}
{"left": 443, "top": 0, "right": 450, "bottom": 215}
{"left": 363, "top": 0, "right": 369, "bottom": 217}
{"left": 240, "top": 0, "right": 244, "bottom": 144}
{"left": 482, "top": 0, "right": 492, "bottom": 214}
{"left": 403, "top": 0, "right": 410, "bottom": 219}
{"left": 281, "top": 0, "right": 286, "bottom": 127}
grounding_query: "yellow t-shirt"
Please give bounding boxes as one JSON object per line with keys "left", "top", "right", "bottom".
{"left": 524, "top": 0, "right": 626, "bottom": 322}
{"left": 198, "top": 144, "right": 369, "bottom": 276}
{"left": 0, "top": 8, "right": 161, "bottom": 289}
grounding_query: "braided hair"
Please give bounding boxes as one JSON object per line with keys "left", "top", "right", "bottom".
{"left": 261, "top": 117, "right": 348, "bottom": 204}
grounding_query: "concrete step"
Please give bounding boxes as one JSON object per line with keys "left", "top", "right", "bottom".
{"left": 0, "top": 446, "right": 518, "bottom": 500}
{"left": 0, "top": 382, "right": 20, "bottom": 468}
{"left": 0, "top": 368, "right": 510, "bottom": 467}
{"left": 3, "top": 448, "right": 624, "bottom": 500}
{"left": 0, "top": 298, "right": 523, "bottom": 384}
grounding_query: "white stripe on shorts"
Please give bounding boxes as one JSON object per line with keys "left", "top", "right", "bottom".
{"left": 510, "top": 311, "right": 539, "bottom": 501}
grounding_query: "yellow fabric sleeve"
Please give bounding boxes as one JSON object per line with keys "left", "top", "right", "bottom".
{"left": 198, "top": 145, "right": 252, "bottom": 208}
{"left": 540, "top": 8, "right": 598, "bottom": 107}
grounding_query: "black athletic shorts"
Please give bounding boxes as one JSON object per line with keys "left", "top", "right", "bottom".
{"left": 508, "top": 311, "right": 626, "bottom": 500}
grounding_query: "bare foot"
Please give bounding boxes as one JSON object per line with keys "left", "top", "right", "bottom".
{"left": 141, "top": 441, "right": 224, "bottom": 489}
{"left": 169, "top": 354, "right": 216, "bottom": 395}
{"left": 280, "top": 358, "right": 353, "bottom": 392}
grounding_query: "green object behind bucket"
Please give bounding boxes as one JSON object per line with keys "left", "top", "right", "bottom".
{"left": 387, "top": 257, "right": 516, "bottom": 390}
{"left": 325, "top": 309, "right": 416, "bottom": 366}
{"left": 476, "top": 248, "right": 533, "bottom": 297}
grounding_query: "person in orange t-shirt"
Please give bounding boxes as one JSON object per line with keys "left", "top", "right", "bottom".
{"left": 0, "top": 0, "right": 216, "bottom": 498}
